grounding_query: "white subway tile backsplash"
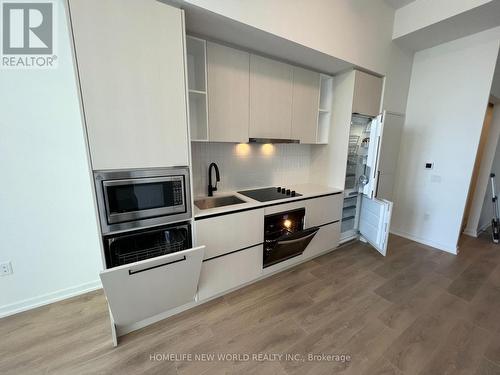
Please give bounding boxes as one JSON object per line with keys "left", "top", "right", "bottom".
{"left": 191, "top": 142, "right": 312, "bottom": 196}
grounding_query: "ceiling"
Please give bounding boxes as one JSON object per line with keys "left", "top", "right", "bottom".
{"left": 384, "top": 0, "right": 416, "bottom": 9}
{"left": 394, "top": 0, "right": 500, "bottom": 51}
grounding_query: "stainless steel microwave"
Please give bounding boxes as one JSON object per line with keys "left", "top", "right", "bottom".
{"left": 94, "top": 167, "right": 191, "bottom": 234}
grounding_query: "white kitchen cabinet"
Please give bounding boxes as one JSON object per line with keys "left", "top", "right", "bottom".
{"left": 207, "top": 42, "right": 250, "bottom": 143}
{"left": 291, "top": 67, "right": 320, "bottom": 144}
{"left": 264, "top": 200, "right": 307, "bottom": 216}
{"left": 100, "top": 246, "right": 205, "bottom": 344}
{"left": 68, "top": 0, "right": 189, "bottom": 170}
{"left": 186, "top": 36, "right": 208, "bottom": 141}
{"left": 249, "top": 55, "right": 294, "bottom": 140}
{"left": 305, "top": 194, "right": 342, "bottom": 228}
{"left": 195, "top": 209, "right": 264, "bottom": 260}
{"left": 263, "top": 195, "right": 341, "bottom": 227}
{"left": 303, "top": 222, "right": 340, "bottom": 259}
{"left": 352, "top": 70, "right": 383, "bottom": 118}
{"left": 317, "top": 75, "right": 334, "bottom": 144}
{"left": 197, "top": 245, "right": 262, "bottom": 301}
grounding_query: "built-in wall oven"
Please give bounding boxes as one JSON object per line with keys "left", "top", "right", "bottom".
{"left": 94, "top": 167, "right": 191, "bottom": 234}
{"left": 264, "top": 208, "right": 319, "bottom": 268}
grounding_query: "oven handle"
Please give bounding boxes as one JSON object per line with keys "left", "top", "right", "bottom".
{"left": 128, "top": 256, "right": 186, "bottom": 275}
{"left": 276, "top": 227, "right": 319, "bottom": 245}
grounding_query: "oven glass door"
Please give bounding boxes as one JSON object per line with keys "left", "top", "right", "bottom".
{"left": 264, "top": 227, "right": 319, "bottom": 268}
{"left": 103, "top": 176, "right": 186, "bottom": 224}
{"left": 264, "top": 208, "right": 319, "bottom": 268}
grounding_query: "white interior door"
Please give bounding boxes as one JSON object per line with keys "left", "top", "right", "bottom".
{"left": 362, "top": 113, "right": 384, "bottom": 198}
{"left": 100, "top": 246, "right": 205, "bottom": 328}
{"left": 359, "top": 196, "right": 392, "bottom": 256}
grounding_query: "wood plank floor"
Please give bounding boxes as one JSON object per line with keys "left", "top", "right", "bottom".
{"left": 2, "top": 234, "right": 500, "bottom": 374}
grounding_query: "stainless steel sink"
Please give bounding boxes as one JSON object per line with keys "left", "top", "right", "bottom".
{"left": 195, "top": 195, "right": 246, "bottom": 210}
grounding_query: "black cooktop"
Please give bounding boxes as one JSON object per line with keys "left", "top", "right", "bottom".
{"left": 238, "top": 187, "right": 302, "bottom": 202}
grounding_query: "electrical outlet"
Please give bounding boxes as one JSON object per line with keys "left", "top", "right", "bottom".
{"left": 0, "top": 262, "right": 12, "bottom": 276}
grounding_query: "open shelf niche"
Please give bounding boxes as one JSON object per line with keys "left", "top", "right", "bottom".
{"left": 186, "top": 36, "right": 208, "bottom": 141}
{"left": 317, "top": 74, "right": 333, "bottom": 144}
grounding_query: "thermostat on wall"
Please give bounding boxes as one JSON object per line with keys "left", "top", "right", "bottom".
{"left": 425, "top": 163, "right": 433, "bottom": 169}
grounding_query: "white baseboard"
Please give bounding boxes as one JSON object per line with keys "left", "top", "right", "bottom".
{"left": 462, "top": 228, "right": 478, "bottom": 238}
{"left": 0, "top": 280, "right": 102, "bottom": 319}
{"left": 390, "top": 228, "right": 457, "bottom": 255}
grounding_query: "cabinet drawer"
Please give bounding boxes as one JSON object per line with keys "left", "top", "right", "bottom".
{"left": 198, "top": 245, "right": 262, "bottom": 300}
{"left": 195, "top": 209, "right": 264, "bottom": 260}
{"left": 264, "top": 201, "right": 307, "bottom": 216}
{"left": 303, "top": 222, "right": 340, "bottom": 259}
{"left": 305, "top": 194, "right": 342, "bottom": 228}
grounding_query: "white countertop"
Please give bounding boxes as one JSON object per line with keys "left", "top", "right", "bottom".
{"left": 193, "top": 183, "right": 343, "bottom": 218}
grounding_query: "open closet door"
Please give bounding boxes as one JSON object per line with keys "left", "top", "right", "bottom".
{"left": 362, "top": 112, "right": 384, "bottom": 198}
{"left": 100, "top": 246, "right": 205, "bottom": 338}
{"left": 359, "top": 196, "right": 392, "bottom": 256}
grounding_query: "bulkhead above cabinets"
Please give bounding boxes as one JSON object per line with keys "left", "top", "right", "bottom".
{"left": 186, "top": 36, "right": 333, "bottom": 145}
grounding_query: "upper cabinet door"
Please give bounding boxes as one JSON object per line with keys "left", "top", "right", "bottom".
{"left": 361, "top": 113, "right": 385, "bottom": 199}
{"left": 69, "top": 0, "right": 189, "bottom": 170}
{"left": 291, "top": 67, "right": 320, "bottom": 144}
{"left": 249, "top": 55, "right": 293, "bottom": 140}
{"left": 207, "top": 42, "right": 250, "bottom": 143}
{"left": 352, "top": 70, "right": 383, "bottom": 117}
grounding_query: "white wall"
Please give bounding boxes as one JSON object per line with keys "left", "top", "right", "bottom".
{"left": 391, "top": 27, "right": 500, "bottom": 253}
{"left": 492, "top": 56, "right": 500, "bottom": 98}
{"left": 382, "top": 43, "right": 414, "bottom": 114}
{"left": 478, "top": 106, "right": 500, "bottom": 232}
{"left": 0, "top": 0, "right": 102, "bottom": 317}
{"left": 183, "top": 0, "right": 395, "bottom": 75}
{"left": 191, "top": 143, "right": 312, "bottom": 197}
{"left": 393, "top": 0, "right": 493, "bottom": 39}
{"left": 464, "top": 98, "right": 500, "bottom": 236}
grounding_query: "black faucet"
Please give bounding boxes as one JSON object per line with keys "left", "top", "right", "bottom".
{"left": 208, "top": 162, "right": 220, "bottom": 197}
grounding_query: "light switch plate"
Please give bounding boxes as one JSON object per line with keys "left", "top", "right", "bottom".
{"left": 0, "top": 262, "right": 12, "bottom": 276}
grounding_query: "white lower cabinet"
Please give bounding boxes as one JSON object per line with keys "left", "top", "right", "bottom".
{"left": 99, "top": 246, "right": 205, "bottom": 343}
{"left": 305, "top": 194, "right": 342, "bottom": 228}
{"left": 195, "top": 209, "right": 264, "bottom": 260}
{"left": 303, "top": 222, "right": 341, "bottom": 259}
{"left": 197, "top": 245, "right": 263, "bottom": 301}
